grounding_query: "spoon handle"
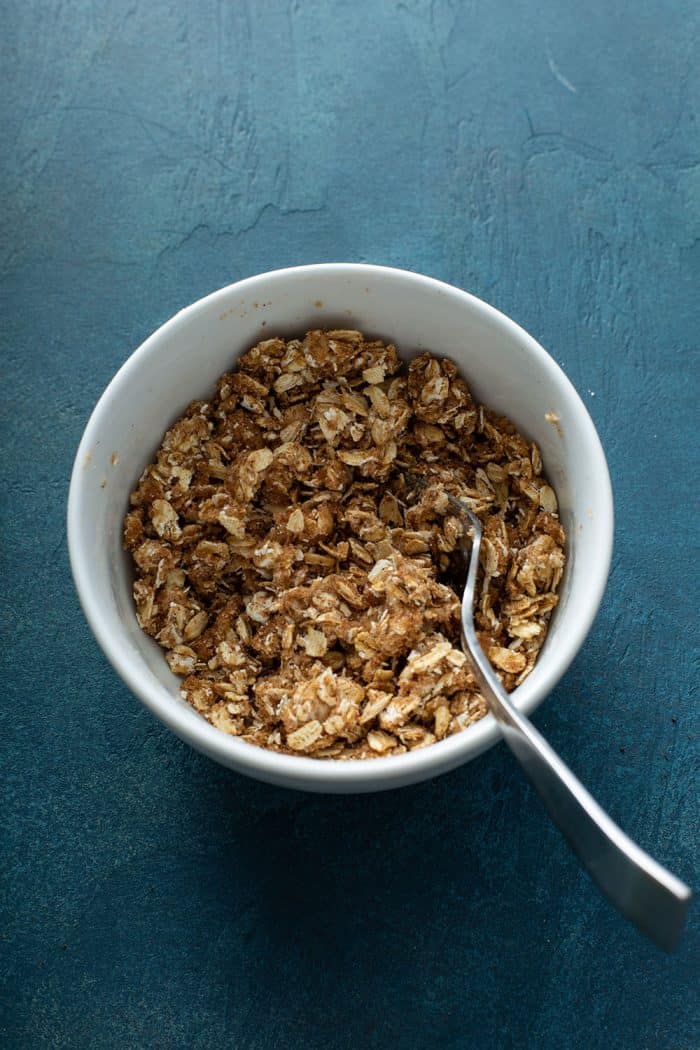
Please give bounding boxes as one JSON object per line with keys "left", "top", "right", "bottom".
{"left": 462, "top": 621, "right": 692, "bottom": 951}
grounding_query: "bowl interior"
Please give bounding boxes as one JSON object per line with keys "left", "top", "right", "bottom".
{"left": 69, "top": 265, "right": 612, "bottom": 791}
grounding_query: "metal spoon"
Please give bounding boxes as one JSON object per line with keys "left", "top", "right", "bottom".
{"left": 445, "top": 488, "right": 691, "bottom": 951}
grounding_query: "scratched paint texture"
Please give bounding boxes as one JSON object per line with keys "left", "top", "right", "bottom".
{"left": 1, "top": 1, "right": 698, "bottom": 1047}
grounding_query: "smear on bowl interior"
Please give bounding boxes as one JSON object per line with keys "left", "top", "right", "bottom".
{"left": 124, "top": 330, "right": 565, "bottom": 758}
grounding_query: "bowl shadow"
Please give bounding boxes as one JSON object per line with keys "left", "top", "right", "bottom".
{"left": 183, "top": 740, "right": 584, "bottom": 1046}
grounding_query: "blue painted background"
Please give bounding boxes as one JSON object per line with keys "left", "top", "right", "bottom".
{"left": 2, "top": 1, "right": 698, "bottom": 1047}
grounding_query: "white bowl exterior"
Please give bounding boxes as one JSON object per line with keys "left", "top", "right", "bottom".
{"left": 68, "top": 265, "right": 613, "bottom": 792}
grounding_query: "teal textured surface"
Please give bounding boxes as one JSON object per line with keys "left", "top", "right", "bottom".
{"left": 1, "top": 1, "right": 698, "bottom": 1047}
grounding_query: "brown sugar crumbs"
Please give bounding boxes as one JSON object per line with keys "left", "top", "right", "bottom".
{"left": 124, "top": 330, "right": 566, "bottom": 758}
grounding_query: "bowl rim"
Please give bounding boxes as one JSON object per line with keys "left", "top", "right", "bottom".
{"left": 68, "top": 263, "right": 614, "bottom": 789}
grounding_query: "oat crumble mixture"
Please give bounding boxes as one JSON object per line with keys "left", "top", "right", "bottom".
{"left": 124, "top": 330, "right": 566, "bottom": 759}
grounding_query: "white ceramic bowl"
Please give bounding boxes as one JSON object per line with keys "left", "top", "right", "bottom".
{"left": 68, "top": 264, "right": 613, "bottom": 793}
